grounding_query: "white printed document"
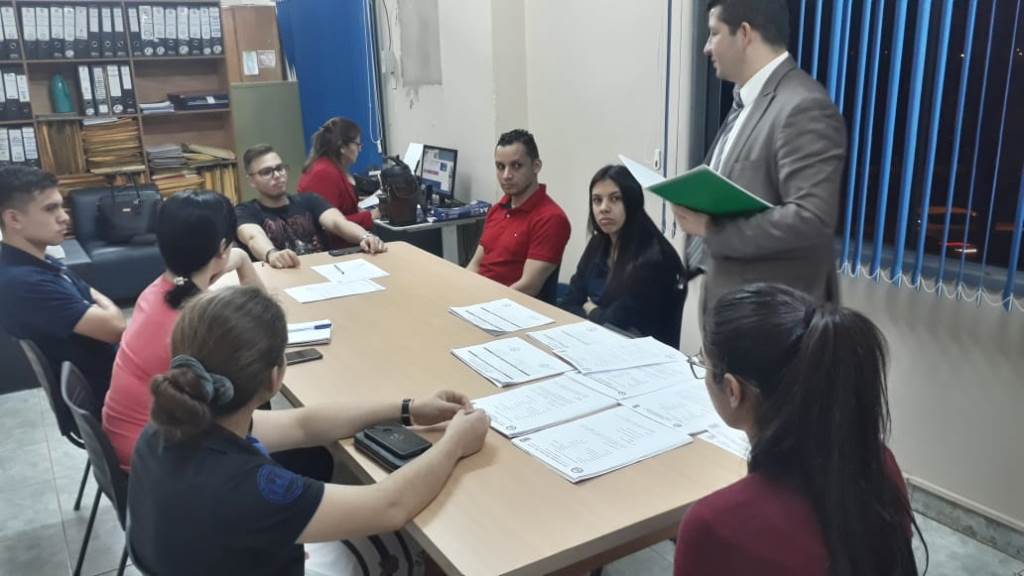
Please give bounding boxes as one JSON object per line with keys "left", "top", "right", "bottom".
{"left": 312, "top": 259, "right": 389, "bottom": 284}
{"left": 286, "top": 319, "right": 332, "bottom": 347}
{"left": 451, "top": 337, "right": 572, "bottom": 387}
{"left": 553, "top": 336, "right": 684, "bottom": 374}
{"left": 512, "top": 405, "right": 692, "bottom": 483}
{"left": 527, "top": 321, "right": 624, "bottom": 350}
{"left": 450, "top": 298, "right": 554, "bottom": 335}
{"left": 625, "top": 383, "right": 717, "bottom": 435}
{"left": 284, "top": 280, "right": 385, "bottom": 304}
{"left": 581, "top": 360, "right": 697, "bottom": 399}
{"left": 472, "top": 374, "right": 618, "bottom": 438}
{"left": 699, "top": 420, "right": 751, "bottom": 459}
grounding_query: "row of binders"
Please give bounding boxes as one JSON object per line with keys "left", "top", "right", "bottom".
{"left": 77, "top": 64, "right": 136, "bottom": 116}
{"left": 0, "top": 66, "right": 30, "bottom": 119}
{"left": 130, "top": 5, "right": 224, "bottom": 57}
{"left": 0, "top": 125, "right": 40, "bottom": 167}
{"left": 0, "top": 4, "right": 223, "bottom": 60}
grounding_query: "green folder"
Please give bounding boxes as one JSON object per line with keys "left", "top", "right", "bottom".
{"left": 648, "top": 165, "right": 772, "bottom": 216}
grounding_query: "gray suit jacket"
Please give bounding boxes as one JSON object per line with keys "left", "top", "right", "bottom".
{"left": 697, "top": 57, "right": 846, "bottom": 315}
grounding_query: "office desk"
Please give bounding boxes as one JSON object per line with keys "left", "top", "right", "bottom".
{"left": 375, "top": 215, "right": 485, "bottom": 264}
{"left": 260, "top": 242, "right": 745, "bottom": 576}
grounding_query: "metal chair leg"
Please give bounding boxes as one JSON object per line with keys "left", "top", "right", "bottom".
{"left": 73, "top": 461, "right": 91, "bottom": 511}
{"left": 116, "top": 543, "right": 128, "bottom": 576}
{"left": 73, "top": 487, "right": 101, "bottom": 576}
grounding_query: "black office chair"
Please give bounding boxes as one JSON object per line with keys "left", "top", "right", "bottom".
{"left": 61, "top": 362, "right": 130, "bottom": 576}
{"left": 538, "top": 264, "right": 561, "bottom": 305}
{"left": 16, "top": 340, "right": 93, "bottom": 511}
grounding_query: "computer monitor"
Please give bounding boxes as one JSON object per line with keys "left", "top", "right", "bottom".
{"left": 418, "top": 145, "right": 458, "bottom": 200}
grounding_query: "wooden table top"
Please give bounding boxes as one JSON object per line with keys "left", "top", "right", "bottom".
{"left": 257, "top": 242, "right": 746, "bottom": 576}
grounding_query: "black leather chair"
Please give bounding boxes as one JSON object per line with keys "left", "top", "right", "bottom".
{"left": 68, "top": 187, "right": 165, "bottom": 301}
{"left": 17, "top": 340, "right": 93, "bottom": 510}
{"left": 62, "top": 362, "right": 129, "bottom": 576}
{"left": 538, "top": 264, "right": 561, "bottom": 305}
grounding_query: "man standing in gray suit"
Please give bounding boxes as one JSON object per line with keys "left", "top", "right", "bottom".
{"left": 674, "top": 0, "right": 847, "bottom": 316}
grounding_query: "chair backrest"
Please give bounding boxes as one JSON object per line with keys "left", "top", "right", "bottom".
{"left": 61, "top": 361, "right": 129, "bottom": 528}
{"left": 538, "top": 264, "right": 561, "bottom": 305}
{"left": 18, "top": 339, "right": 84, "bottom": 448}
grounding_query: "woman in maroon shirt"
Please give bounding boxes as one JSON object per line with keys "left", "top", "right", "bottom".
{"left": 675, "top": 283, "right": 926, "bottom": 576}
{"left": 297, "top": 117, "right": 377, "bottom": 232}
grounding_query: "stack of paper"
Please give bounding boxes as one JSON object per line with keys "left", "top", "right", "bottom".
{"left": 284, "top": 280, "right": 385, "bottom": 304}
{"left": 512, "top": 405, "right": 692, "bottom": 483}
{"left": 579, "top": 360, "right": 695, "bottom": 399}
{"left": 699, "top": 421, "right": 751, "bottom": 459}
{"left": 146, "top": 143, "right": 187, "bottom": 169}
{"left": 287, "top": 319, "right": 332, "bottom": 347}
{"left": 140, "top": 100, "right": 175, "bottom": 115}
{"left": 552, "top": 336, "right": 685, "bottom": 374}
{"left": 624, "top": 382, "right": 718, "bottom": 435}
{"left": 472, "top": 374, "right": 618, "bottom": 438}
{"left": 527, "top": 321, "right": 624, "bottom": 350}
{"left": 81, "top": 118, "right": 145, "bottom": 174}
{"left": 450, "top": 337, "right": 572, "bottom": 387}
{"left": 312, "top": 259, "right": 389, "bottom": 284}
{"left": 450, "top": 298, "right": 554, "bottom": 336}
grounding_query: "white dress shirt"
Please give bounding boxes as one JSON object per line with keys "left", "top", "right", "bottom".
{"left": 710, "top": 51, "right": 791, "bottom": 168}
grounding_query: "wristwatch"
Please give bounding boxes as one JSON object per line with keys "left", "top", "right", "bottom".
{"left": 401, "top": 398, "right": 413, "bottom": 426}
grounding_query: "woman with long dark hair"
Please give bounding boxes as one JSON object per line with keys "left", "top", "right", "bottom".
{"left": 558, "top": 164, "right": 684, "bottom": 346}
{"left": 128, "top": 286, "right": 489, "bottom": 575}
{"left": 297, "top": 116, "right": 378, "bottom": 231}
{"left": 104, "top": 190, "right": 265, "bottom": 469}
{"left": 675, "top": 283, "right": 925, "bottom": 575}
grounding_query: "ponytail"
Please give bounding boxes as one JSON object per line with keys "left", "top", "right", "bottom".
{"left": 303, "top": 117, "right": 360, "bottom": 173}
{"left": 705, "top": 284, "right": 923, "bottom": 576}
{"left": 165, "top": 276, "right": 200, "bottom": 309}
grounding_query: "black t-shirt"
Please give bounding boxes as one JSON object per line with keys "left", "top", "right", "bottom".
{"left": 235, "top": 193, "right": 332, "bottom": 255}
{"left": 0, "top": 243, "right": 116, "bottom": 399}
{"left": 128, "top": 424, "right": 325, "bottom": 576}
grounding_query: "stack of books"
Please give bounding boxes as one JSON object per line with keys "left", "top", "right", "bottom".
{"left": 81, "top": 118, "right": 145, "bottom": 175}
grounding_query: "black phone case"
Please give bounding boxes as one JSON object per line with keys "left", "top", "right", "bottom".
{"left": 285, "top": 349, "right": 322, "bottom": 365}
{"left": 354, "top": 433, "right": 406, "bottom": 472}
{"left": 363, "top": 424, "right": 431, "bottom": 459}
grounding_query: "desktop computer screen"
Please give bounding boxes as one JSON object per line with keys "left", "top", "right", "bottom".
{"left": 419, "top": 145, "right": 458, "bottom": 199}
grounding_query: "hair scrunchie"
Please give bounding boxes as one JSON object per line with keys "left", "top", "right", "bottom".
{"left": 170, "top": 355, "right": 235, "bottom": 406}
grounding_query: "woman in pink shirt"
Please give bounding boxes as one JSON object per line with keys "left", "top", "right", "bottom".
{"left": 103, "top": 190, "right": 264, "bottom": 469}
{"left": 296, "top": 117, "right": 378, "bottom": 232}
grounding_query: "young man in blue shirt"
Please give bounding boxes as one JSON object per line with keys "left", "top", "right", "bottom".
{"left": 0, "top": 165, "right": 125, "bottom": 399}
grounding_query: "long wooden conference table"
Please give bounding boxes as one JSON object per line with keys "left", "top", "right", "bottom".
{"left": 255, "top": 242, "right": 746, "bottom": 576}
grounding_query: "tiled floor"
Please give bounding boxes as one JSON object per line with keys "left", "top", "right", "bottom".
{"left": 2, "top": 387, "right": 1022, "bottom": 576}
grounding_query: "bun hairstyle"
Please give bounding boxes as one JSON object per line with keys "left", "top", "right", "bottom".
{"left": 149, "top": 286, "right": 287, "bottom": 442}
{"left": 157, "top": 190, "right": 237, "bottom": 309}
{"left": 704, "top": 283, "right": 923, "bottom": 576}
{"left": 304, "top": 116, "right": 361, "bottom": 172}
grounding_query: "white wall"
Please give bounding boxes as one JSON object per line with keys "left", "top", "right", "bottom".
{"left": 376, "top": 0, "right": 1024, "bottom": 528}
{"left": 377, "top": 0, "right": 503, "bottom": 204}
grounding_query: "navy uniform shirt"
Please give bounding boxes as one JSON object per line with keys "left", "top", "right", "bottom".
{"left": 0, "top": 243, "right": 116, "bottom": 398}
{"left": 128, "top": 424, "right": 325, "bottom": 576}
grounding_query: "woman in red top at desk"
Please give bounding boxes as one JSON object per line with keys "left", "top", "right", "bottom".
{"left": 297, "top": 117, "right": 378, "bottom": 232}
{"left": 675, "top": 284, "right": 925, "bottom": 576}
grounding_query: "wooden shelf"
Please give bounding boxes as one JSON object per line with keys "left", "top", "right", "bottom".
{"left": 141, "top": 108, "right": 230, "bottom": 119}
{"left": 133, "top": 55, "right": 226, "bottom": 62}
{"left": 37, "top": 114, "right": 138, "bottom": 122}
{"left": 26, "top": 58, "right": 130, "bottom": 65}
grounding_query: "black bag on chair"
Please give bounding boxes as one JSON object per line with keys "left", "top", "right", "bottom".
{"left": 96, "top": 183, "right": 159, "bottom": 244}
{"left": 379, "top": 156, "right": 420, "bottom": 226}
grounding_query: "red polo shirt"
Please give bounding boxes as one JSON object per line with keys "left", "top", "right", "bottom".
{"left": 478, "top": 184, "right": 571, "bottom": 286}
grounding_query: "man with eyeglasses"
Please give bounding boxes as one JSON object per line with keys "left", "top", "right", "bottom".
{"left": 236, "top": 144, "right": 386, "bottom": 269}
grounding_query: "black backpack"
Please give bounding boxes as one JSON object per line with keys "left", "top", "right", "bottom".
{"left": 379, "top": 156, "right": 420, "bottom": 226}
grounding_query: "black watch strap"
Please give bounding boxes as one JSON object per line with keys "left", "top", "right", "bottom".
{"left": 401, "top": 398, "right": 413, "bottom": 426}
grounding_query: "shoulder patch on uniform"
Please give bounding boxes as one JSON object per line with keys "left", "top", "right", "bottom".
{"left": 256, "top": 464, "right": 304, "bottom": 505}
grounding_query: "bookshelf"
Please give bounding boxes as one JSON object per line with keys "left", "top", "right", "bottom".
{"left": 1, "top": 0, "right": 239, "bottom": 202}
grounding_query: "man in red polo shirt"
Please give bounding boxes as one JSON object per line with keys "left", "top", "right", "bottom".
{"left": 466, "top": 129, "right": 571, "bottom": 300}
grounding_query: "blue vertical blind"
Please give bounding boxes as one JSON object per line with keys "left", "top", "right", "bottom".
{"left": 798, "top": 0, "right": 1024, "bottom": 310}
